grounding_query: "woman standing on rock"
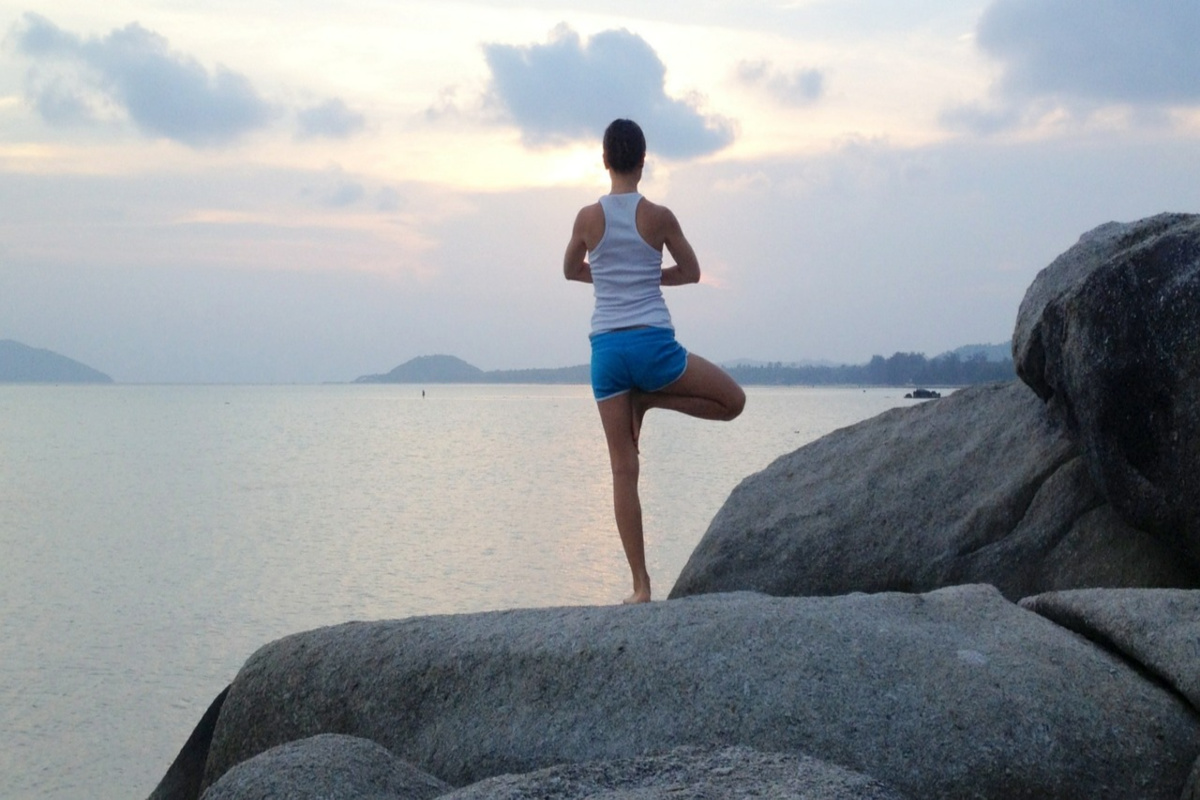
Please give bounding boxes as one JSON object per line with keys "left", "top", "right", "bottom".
{"left": 563, "top": 118, "right": 745, "bottom": 604}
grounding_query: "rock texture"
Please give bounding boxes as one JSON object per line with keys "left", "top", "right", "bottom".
{"left": 1013, "top": 213, "right": 1200, "bottom": 564}
{"left": 197, "top": 586, "right": 1200, "bottom": 800}
{"left": 150, "top": 687, "right": 229, "bottom": 800}
{"left": 439, "top": 745, "right": 907, "bottom": 800}
{"left": 1185, "top": 758, "right": 1200, "bottom": 800}
{"left": 669, "top": 381, "right": 1198, "bottom": 601}
{"left": 199, "top": 734, "right": 450, "bottom": 800}
{"left": 1020, "top": 588, "right": 1200, "bottom": 712}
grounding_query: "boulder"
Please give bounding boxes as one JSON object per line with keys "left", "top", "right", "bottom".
{"left": 668, "top": 382, "right": 1198, "bottom": 602}
{"left": 1013, "top": 213, "right": 1200, "bottom": 564}
{"left": 1185, "top": 758, "right": 1200, "bottom": 800}
{"left": 194, "top": 586, "right": 1200, "bottom": 799}
{"left": 199, "top": 734, "right": 450, "bottom": 800}
{"left": 439, "top": 745, "right": 907, "bottom": 800}
{"left": 1019, "top": 588, "right": 1200, "bottom": 712}
{"left": 149, "top": 687, "right": 229, "bottom": 800}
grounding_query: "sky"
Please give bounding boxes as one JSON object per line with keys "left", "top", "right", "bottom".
{"left": 2, "top": 0, "right": 1199, "bottom": 383}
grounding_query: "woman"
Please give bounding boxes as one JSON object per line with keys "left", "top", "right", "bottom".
{"left": 563, "top": 119, "right": 745, "bottom": 604}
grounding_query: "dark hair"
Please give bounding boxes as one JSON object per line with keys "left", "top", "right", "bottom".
{"left": 603, "top": 119, "right": 646, "bottom": 173}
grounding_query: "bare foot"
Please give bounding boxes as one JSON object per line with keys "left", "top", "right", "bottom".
{"left": 622, "top": 588, "right": 652, "bottom": 604}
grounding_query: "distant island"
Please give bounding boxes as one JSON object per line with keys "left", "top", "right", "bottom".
{"left": 0, "top": 340, "right": 114, "bottom": 384}
{"left": 356, "top": 344, "right": 1015, "bottom": 387}
{"left": 356, "top": 355, "right": 590, "bottom": 385}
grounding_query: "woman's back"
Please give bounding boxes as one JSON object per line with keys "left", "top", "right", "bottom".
{"left": 589, "top": 192, "right": 672, "bottom": 334}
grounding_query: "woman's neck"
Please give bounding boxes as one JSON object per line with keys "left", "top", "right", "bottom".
{"left": 609, "top": 169, "right": 641, "bottom": 195}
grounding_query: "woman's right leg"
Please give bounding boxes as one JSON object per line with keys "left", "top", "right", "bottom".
{"left": 597, "top": 392, "right": 652, "bottom": 604}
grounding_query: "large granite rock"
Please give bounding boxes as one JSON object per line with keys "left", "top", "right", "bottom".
{"left": 191, "top": 586, "right": 1200, "bottom": 800}
{"left": 1013, "top": 213, "right": 1200, "bottom": 564}
{"left": 669, "top": 381, "right": 1198, "bottom": 601}
{"left": 1020, "top": 588, "right": 1200, "bottom": 712}
{"left": 439, "top": 745, "right": 907, "bottom": 800}
{"left": 150, "top": 688, "right": 229, "bottom": 800}
{"left": 200, "top": 734, "right": 450, "bottom": 800}
{"left": 1186, "top": 759, "right": 1200, "bottom": 800}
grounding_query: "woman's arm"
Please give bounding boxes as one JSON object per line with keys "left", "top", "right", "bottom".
{"left": 563, "top": 207, "right": 596, "bottom": 283}
{"left": 659, "top": 208, "right": 701, "bottom": 286}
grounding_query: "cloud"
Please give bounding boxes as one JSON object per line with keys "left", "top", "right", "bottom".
{"left": 937, "top": 101, "right": 1028, "bottom": 137}
{"left": 977, "top": 0, "right": 1200, "bottom": 106}
{"left": 736, "top": 60, "right": 825, "bottom": 107}
{"left": 482, "top": 24, "right": 734, "bottom": 159}
{"left": 296, "top": 98, "right": 366, "bottom": 140}
{"left": 376, "top": 187, "right": 403, "bottom": 213}
{"left": 23, "top": 73, "right": 93, "bottom": 125}
{"left": 324, "top": 181, "right": 366, "bottom": 208}
{"left": 12, "top": 13, "right": 274, "bottom": 147}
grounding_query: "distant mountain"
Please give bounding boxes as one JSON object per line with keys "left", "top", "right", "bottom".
{"left": 356, "top": 354, "right": 484, "bottom": 383}
{"left": 0, "top": 340, "right": 113, "bottom": 384}
{"left": 943, "top": 342, "right": 1012, "bottom": 363}
{"left": 358, "top": 342, "right": 1015, "bottom": 387}
{"left": 357, "top": 354, "right": 591, "bottom": 385}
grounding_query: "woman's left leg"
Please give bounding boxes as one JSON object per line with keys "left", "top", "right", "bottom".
{"left": 632, "top": 353, "right": 745, "bottom": 444}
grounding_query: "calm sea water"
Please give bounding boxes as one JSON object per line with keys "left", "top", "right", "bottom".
{"left": 0, "top": 383, "right": 916, "bottom": 799}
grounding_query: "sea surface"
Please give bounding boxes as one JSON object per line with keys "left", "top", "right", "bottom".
{"left": 0, "top": 383, "right": 918, "bottom": 799}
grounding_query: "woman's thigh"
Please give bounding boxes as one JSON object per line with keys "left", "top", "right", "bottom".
{"left": 661, "top": 353, "right": 743, "bottom": 404}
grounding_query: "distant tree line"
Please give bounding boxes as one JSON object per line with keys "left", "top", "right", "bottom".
{"left": 725, "top": 351, "right": 1015, "bottom": 387}
{"left": 485, "top": 364, "right": 592, "bottom": 384}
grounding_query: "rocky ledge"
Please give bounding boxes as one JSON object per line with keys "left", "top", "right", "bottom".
{"left": 147, "top": 213, "right": 1200, "bottom": 800}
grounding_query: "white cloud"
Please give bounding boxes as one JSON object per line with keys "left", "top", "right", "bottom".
{"left": 736, "top": 59, "right": 825, "bottom": 107}
{"left": 482, "top": 24, "right": 735, "bottom": 159}
{"left": 12, "top": 13, "right": 275, "bottom": 147}
{"left": 948, "top": 0, "right": 1200, "bottom": 136}
{"left": 296, "top": 98, "right": 366, "bottom": 140}
{"left": 978, "top": 0, "right": 1200, "bottom": 106}
{"left": 23, "top": 72, "right": 92, "bottom": 125}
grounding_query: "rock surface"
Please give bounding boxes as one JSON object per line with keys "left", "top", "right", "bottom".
{"left": 669, "top": 381, "right": 1199, "bottom": 601}
{"left": 1013, "top": 213, "right": 1200, "bottom": 563}
{"left": 1185, "top": 758, "right": 1200, "bottom": 800}
{"left": 149, "top": 687, "right": 228, "bottom": 800}
{"left": 1020, "top": 588, "right": 1200, "bottom": 712}
{"left": 439, "top": 745, "right": 907, "bottom": 800}
{"left": 200, "top": 734, "right": 450, "bottom": 800}
{"left": 198, "top": 586, "right": 1200, "bottom": 800}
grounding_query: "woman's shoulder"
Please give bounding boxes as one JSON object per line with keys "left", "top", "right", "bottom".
{"left": 573, "top": 202, "right": 606, "bottom": 248}
{"left": 575, "top": 201, "right": 605, "bottom": 227}
{"left": 635, "top": 198, "right": 681, "bottom": 238}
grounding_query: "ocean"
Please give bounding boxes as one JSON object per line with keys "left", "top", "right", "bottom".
{"left": 0, "top": 383, "right": 916, "bottom": 798}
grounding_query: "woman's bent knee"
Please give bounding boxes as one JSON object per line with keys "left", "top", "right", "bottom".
{"left": 721, "top": 384, "right": 746, "bottom": 420}
{"left": 729, "top": 390, "right": 746, "bottom": 420}
{"left": 726, "top": 397, "right": 745, "bottom": 421}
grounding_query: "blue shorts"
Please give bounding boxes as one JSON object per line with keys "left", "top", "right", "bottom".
{"left": 590, "top": 326, "right": 689, "bottom": 401}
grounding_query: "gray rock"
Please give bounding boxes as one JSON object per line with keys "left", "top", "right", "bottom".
{"left": 1019, "top": 588, "right": 1200, "bottom": 713}
{"left": 1013, "top": 213, "right": 1200, "bottom": 563}
{"left": 1184, "top": 757, "right": 1200, "bottom": 800}
{"left": 149, "top": 686, "right": 228, "bottom": 800}
{"left": 669, "top": 381, "right": 1198, "bottom": 602}
{"left": 440, "top": 745, "right": 907, "bottom": 800}
{"left": 199, "top": 734, "right": 450, "bottom": 800}
{"left": 197, "top": 585, "right": 1200, "bottom": 799}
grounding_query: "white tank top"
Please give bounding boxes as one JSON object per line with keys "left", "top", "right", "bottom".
{"left": 589, "top": 193, "right": 673, "bottom": 335}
